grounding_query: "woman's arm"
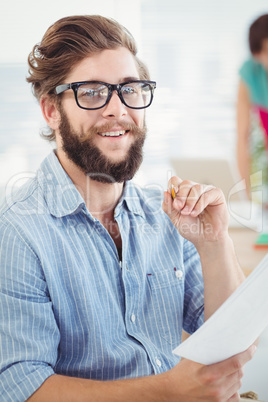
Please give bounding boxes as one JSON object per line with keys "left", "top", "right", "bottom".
{"left": 236, "top": 80, "right": 251, "bottom": 197}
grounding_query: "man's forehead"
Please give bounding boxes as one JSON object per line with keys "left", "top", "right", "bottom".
{"left": 66, "top": 48, "right": 140, "bottom": 82}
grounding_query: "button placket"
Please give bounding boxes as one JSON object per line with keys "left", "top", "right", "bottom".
{"left": 155, "top": 358, "right": 162, "bottom": 367}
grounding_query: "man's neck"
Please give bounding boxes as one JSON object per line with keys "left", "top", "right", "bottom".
{"left": 83, "top": 179, "right": 124, "bottom": 224}
{"left": 56, "top": 149, "right": 124, "bottom": 222}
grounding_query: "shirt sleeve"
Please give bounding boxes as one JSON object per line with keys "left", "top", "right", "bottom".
{"left": 182, "top": 239, "right": 204, "bottom": 334}
{"left": 239, "top": 59, "right": 268, "bottom": 107}
{"left": 0, "top": 218, "right": 60, "bottom": 402}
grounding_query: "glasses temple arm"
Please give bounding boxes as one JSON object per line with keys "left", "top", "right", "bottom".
{"left": 55, "top": 83, "right": 72, "bottom": 95}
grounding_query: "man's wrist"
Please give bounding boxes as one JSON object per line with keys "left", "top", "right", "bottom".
{"left": 196, "top": 232, "right": 234, "bottom": 262}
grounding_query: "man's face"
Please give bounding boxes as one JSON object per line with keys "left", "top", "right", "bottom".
{"left": 56, "top": 47, "right": 147, "bottom": 183}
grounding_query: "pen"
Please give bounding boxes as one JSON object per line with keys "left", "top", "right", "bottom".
{"left": 171, "top": 184, "right": 176, "bottom": 200}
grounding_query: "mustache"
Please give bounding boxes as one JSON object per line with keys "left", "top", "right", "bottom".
{"left": 79, "top": 121, "right": 146, "bottom": 142}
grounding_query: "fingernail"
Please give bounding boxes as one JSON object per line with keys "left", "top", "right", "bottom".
{"left": 251, "top": 345, "right": 257, "bottom": 355}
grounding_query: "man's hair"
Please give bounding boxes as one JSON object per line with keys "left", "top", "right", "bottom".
{"left": 27, "top": 15, "right": 149, "bottom": 141}
{"left": 249, "top": 14, "right": 268, "bottom": 54}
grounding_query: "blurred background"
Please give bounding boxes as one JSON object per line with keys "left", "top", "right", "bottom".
{"left": 0, "top": 0, "right": 267, "bottom": 199}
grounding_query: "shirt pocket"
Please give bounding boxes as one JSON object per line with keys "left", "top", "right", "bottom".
{"left": 147, "top": 268, "right": 184, "bottom": 349}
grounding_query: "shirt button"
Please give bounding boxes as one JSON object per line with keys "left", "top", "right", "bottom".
{"left": 131, "top": 314, "right": 136, "bottom": 323}
{"left": 155, "top": 358, "right": 162, "bottom": 367}
{"left": 175, "top": 270, "right": 183, "bottom": 279}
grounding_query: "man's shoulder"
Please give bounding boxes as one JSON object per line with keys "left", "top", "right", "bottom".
{"left": 0, "top": 176, "right": 40, "bottom": 219}
{"left": 0, "top": 152, "right": 58, "bottom": 229}
{"left": 0, "top": 150, "right": 83, "bottom": 226}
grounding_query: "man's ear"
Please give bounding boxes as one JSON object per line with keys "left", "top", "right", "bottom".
{"left": 40, "top": 95, "right": 61, "bottom": 130}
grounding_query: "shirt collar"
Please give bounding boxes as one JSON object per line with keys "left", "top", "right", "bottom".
{"left": 38, "top": 151, "right": 86, "bottom": 218}
{"left": 115, "top": 181, "right": 146, "bottom": 219}
{"left": 38, "top": 151, "right": 146, "bottom": 219}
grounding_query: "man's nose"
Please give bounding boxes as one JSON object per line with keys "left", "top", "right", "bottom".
{"left": 101, "top": 90, "right": 127, "bottom": 119}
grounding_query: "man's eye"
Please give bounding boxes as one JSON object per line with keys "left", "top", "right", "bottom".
{"left": 81, "top": 90, "right": 95, "bottom": 97}
{"left": 79, "top": 87, "right": 107, "bottom": 98}
{"left": 98, "top": 89, "right": 107, "bottom": 97}
{"left": 122, "top": 86, "right": 136, "bottom": 95}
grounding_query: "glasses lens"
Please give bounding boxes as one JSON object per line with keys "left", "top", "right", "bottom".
{"left": 76, "top": 83, "right": 109, "bottom": 109}
{"left": 121, "top": 82, "right": 152, "bottom": 108}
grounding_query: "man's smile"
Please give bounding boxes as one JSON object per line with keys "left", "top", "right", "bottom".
{"left": 98, "top": 129, "right": 129, "bottom": 137}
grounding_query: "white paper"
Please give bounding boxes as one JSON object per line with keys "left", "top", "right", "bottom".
{"left": 173, "top": 253, "right": 268, "bottom": 365}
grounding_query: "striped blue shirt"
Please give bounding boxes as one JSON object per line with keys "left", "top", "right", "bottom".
{"left": 0, "top": 151, "right": 204, "bottom": 401}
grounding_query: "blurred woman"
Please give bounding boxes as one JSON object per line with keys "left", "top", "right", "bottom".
{"left": 236, "top": 14, "right": 268, "bottom": 205}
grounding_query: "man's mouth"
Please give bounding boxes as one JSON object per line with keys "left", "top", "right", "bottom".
{"left": 98, "top": 130, "right": 129, "bottom": 137}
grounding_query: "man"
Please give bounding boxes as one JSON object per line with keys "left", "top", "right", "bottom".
{"left": 0, "top": 15, "right": 255, "bottom": 401}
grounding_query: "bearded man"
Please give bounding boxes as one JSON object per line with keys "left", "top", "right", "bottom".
{"left": 0, "top": 15, "right": 255, "bottom": 402}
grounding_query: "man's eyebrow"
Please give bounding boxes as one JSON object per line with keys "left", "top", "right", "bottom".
{"left": 120, "top": 76, "right": 140, "bottom": 82}
{"left": 78, "top": 77, "right": 141, "bottom": 84}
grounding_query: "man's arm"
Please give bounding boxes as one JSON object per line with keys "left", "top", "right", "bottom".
{"left": 27, "top": 346, "right": 256, "bottom": 402}
{"left": 197, "top": 233, "right": 244, "bottom": 320}
{"left": 163, "top": 178, "right": 245, "bottom": 320}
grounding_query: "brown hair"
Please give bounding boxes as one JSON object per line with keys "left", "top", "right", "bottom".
{"left": 249, "top": 14, "right": 268, "bottom": 54}
{"left": 27, "top": 15, "right": 149, "bottom": 141}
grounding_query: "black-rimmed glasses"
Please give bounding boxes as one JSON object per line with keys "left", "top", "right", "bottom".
{"left": 55, "top": 80, "right": 156, "bottom": 110}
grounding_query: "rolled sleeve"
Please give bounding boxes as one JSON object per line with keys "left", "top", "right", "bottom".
{"left": 0, "top": 221, "right": 60, "bottom": 401}
{"left": 182, "top": 239, "right": 204, "bottom": 334}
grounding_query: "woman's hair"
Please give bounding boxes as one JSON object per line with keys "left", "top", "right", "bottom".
{"left": 249, "top": 14, "right": 268, "bottom": 54}
{"left": 27, "top": 15, "right": 149, "bottom": 141}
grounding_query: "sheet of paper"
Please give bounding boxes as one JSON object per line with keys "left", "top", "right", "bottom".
{"left": 173, "top": 253, "right": 268, "bottom": 365}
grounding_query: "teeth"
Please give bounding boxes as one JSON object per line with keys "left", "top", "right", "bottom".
{"left": 100, "top": 130, "right": 126, "bottom": 137}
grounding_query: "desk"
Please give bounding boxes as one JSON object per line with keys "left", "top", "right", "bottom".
{"left": 229, "top": 227, "right": 268, "bottom": 401}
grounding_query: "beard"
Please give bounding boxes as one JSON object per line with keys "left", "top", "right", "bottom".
{"left": 58, "top": 107, "right": 147, "bottom": 184}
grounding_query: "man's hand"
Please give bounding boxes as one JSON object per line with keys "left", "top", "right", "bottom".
{"left": 162, "top": 345, "right": 256, "bottom": 401}
{"left": 27, "top": 345, "right": 256, "bottom": 402}
{"left": 162, "top": 176, "right": 229, "bottom": 248}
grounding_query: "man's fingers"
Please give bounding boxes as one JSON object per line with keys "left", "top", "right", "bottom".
{"left": 224, "top": 368, "right": 244, "bottom": 400}
{"left": 184, "top": 185, "right": 220, "bottom": 217}
{"left": 228, "top": 391, "right": 241, "bottom": 401}
{"left": 168, "top": 176, "right": 221, "bottom": 216}
{"left": 196, "top": 346, "right": 256, "bottom": 401}
{"left": 211, "top": 345, "right": 257, "bottom": 377}
{"left": 168, "top": 176, "right": 182, "bottom": 190}
{"left": 168, "top": 178, "right": 199, "bottom": 210}
{"left": 167, "top": 176, "right": 182, "bottom": 200}
{"left": 174, "top": 180, "right": 198, "bottom": 210}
